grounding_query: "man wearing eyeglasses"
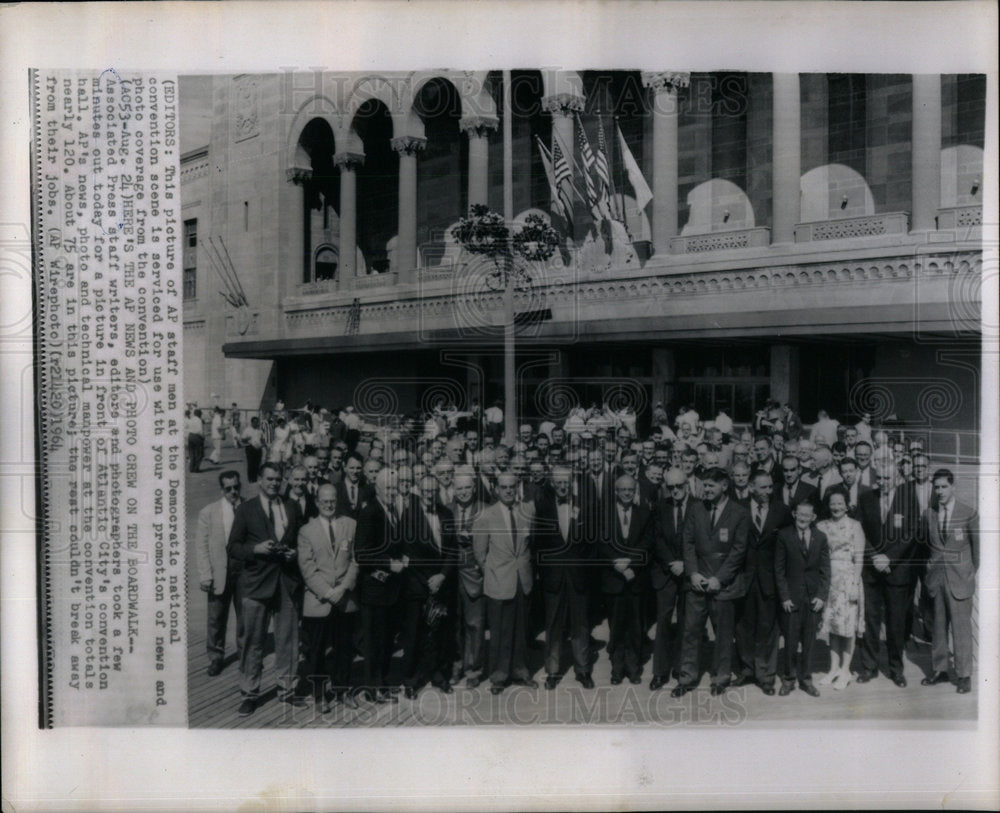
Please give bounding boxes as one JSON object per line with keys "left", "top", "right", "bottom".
{"left": 649, "top": 469, "right": 691, "bottom": 690}
{"left": 196, "top": 470, "right": 246, "bottom": 678}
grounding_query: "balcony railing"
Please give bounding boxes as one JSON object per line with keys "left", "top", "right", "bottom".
{"left": 669, "top": 227, "right": 770, "bottom": 254}
{"left": 937, "top": 205, "right": 982, "bottom": 230}
{"left": 794, "top": 212, "right": 909, "bottom": 242}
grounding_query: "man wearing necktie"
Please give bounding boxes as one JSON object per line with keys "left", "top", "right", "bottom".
{"left": 473, "top": 473, "right": 537, "bottom": 694}
{"left": 532, "top": 467, "right": 595, "bottom": 690}
{"left": 774, "top": 501, "right": 830, "bottom": 697}
{"left": 649, "top": 468, "right": 690, "bottom": 690}
{"left": 227, "top": 462, "right": 304, "bottom": 716}
{"left": 283, "top": 464, "right": 318, "bottom": 522}
{"left": 673, "top": 468, "right": 750, "bottom": 697}
{"left": 734, "top": 471, "right": 791, "bottom": 695}
{"left": 296, "top": 484, "right": 358, "bottom": 712}
{"left": 599, "top": 475, "right": 655, "bottom": 685}
{"left": 920, "top": 469, "right": 978, "bottom": 694}
{"left": 336, "top": 452, "right": 367, "bottom": 520}
{"left": 449, "top": 474, "right": 487, "bottom": 688}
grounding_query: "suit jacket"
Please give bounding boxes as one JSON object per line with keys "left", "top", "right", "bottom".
{"left": 354, "top": 498, "right": 403, "bottom": 606}
{"left": 475, "top": 474, "right": 497, "bottom": 507}
{"left": 283, "top": 487, "right": 319, "bottom": 523}
{"left": 744, "top": 499, "right": 792, "bottom": 597}
{"left": 651, "top": 495, "right": 690, "bottom": 591}
{"left": 336, "top": 478, "right": 372, "bottom": 520}
{"left": 227, "top": 496, "right": 304, "bottom": 601}
{"left": 774, "top": 524, "right": 831, "bottom": 606}
{"left": 858, "top": 488, "right": 917, "bottom": 585}
{"left": 598, "top": 502, "right": 655, "bottom": 594}
{"left": 580, "top": 468, "right": 615, "bottom": 534}
{"left": 682, "top": 498, "right": 750, "bottom": 600}
{"left": 399, "top": 501, "right": 457, "bottom": 599}
{"left": 921, "top": 500, "right": 978, "bottom": 600}
{"left": 472, "top": 500, "right": 534, "bottom": 600}
{"left": 297, "top": 514, "right": 358, "bottom": 617}
{"left": 195, "top": 496, "right": 243, "bottom": 594}
{"left": 772, "top": 480, "right": 819, "bottom": 512}
{"left": 450, "top": 498, "right": 486, "bottom": 598}
{"left": 727, "top": 485, "right": 752, "bottom": 507}
{"left": 532, "top": 492, "right": 592, "bottom": 593}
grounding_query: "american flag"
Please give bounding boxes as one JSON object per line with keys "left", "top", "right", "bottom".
{"left": 576, "top": 116, "right": 603, "bottom": 224}
{"left": 595, "top": 121, "right": 618, "bottom": 220}
{"left": 551, "top": 139, "right": 575, "bottom": 232}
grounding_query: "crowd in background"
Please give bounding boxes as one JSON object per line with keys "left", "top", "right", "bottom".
{"left": 189, "top": 395, "right": 978, "bottom": 718}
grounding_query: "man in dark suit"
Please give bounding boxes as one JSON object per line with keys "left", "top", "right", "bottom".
{"left": 599, "top": 475, "right": 655, "bottom": 685}
{"left": 833, "top": 457, "right": 871, "bottom": 519}
{"left": 450, "top": 473, "right": 487, "bottom": 687}
{"left": 856, "top": 468, "right": 916, "bottom": 686}
{"left": 649, "top": 468, "right": 691, "bottom": 689}
{"left": 227, "top": 462, "right": 304, "bottom": 716}
{"left": 774, "top": 455, "right": 819, "bottom": 512}
{"left": 533, "top": 467, "right": 594, "bottom": 689}
{"left": 283, "top": 464, "right": 319, "bottom": 522}
{"left": 775, "top": 501, "right": 830, "bottom": 697}
{"left": 672, "top": 467, "right": 750, "bottom": 696}
{"left": 336, "top": 452, "right": 369, "bottom": 520}
{"left": 473, "top": 473, "right": 537, "bottom": 694}
{"left": 397, "top": 476, "right": 457, "bottom": 698}
{"left": 734, "top": 470, "right": 791, "bottom": 694}
{"left": 354, "top": 468, "right": 407, "bottom": 703}
{"left": 726, "top": 461, "right": 752, "bottom": 505}
{"left": 919, "top": 469, "right": 978, "bottom": 694}
{"left": 196, "top": 470, "right": 245, "bottom": 677}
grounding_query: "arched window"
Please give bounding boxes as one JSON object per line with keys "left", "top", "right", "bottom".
{"left": 314, "top": 244, "right": 338, "bottom": 281}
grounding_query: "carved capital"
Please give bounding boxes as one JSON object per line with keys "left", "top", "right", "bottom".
{"left": 642, "top": 72, "right": 691, "bottom": 93}
{"left": 286, "top": 166, "right": 313, "bottom": 185}
{"left": 390, "top": 135, "right": 428, "bottom": 156}
{"left": 333, "top": 151, "right": 366, "bottom": 171}
{"left": 459, "top": 115, "right": 500, "bottom": 138}
{"left": 541, "top": 93, "right": 586, "bottom": 116}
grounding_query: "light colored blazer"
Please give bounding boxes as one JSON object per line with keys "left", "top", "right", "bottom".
{"left": 195, "top": 497, "right": 239, "bottom": 594}
{"left": 298, "top": 515, "right": 359, "bottom": 616}
{"left": 923, "top": 500, "right": 978, "bottom": 601}
{"left": 473, "top": 501, "right": 534, "bottom": 600}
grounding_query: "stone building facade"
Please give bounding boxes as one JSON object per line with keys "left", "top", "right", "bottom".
{"left": 180, "top": 70, "right": 984, "bottom": 437}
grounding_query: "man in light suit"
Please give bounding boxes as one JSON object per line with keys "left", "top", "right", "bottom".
{"left": 450, "top": 474, "right": 487, "bottom": 688}
{"left": 672, "top": 467, "right": 750, "bottom": 697}
{"left": 920, "top": 469, "right": 978, "bottom": 694}
{"left": 473, "top": 472, "right": 537, "bottom": 694}
{"left": 297, "top": 484, "right": 358, "bottom": 712}
{"left": 734, "top": 471, "right": 791, "bottom": 695}
{"left": 196, "top": 470, "right": 245, "bottom": 677}
{"left": 599, "top": 474, "right": 655, "bottom": 685}
{"left": 227, "top": 462, "right": 304, "bottom": 716}
{"left": 533, "top": 467, "right": 594, "bottom": 690}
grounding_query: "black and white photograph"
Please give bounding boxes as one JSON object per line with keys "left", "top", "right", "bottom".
{"left": 2, "top": 1, "right": 997, "bottom": 810}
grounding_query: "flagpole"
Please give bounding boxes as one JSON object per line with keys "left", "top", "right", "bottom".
{"left": 502, "top": 69, "right": 516, "bottom": 447}
{"left": 613, "top": 116, "right": 631, "bottom": 240}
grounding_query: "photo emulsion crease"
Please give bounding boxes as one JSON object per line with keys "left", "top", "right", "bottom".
{"left": 33, "top": 67, "right": 985, "bottom": 729}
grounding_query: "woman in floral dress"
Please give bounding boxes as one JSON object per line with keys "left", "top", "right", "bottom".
{"left": 817, "top": 489, "right": 866, "bottom": 688}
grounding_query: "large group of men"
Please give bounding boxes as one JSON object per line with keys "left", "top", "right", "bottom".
{"left": 193, "top": 399, "right": 978, "bottom": 717}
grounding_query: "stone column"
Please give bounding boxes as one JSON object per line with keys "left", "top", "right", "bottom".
{"left": 391, "top": 135, "right": 427, "bottom": 281}
{"left": 285, "top": 166, "right": 312, "bottom": 289}
{"left": 772, "top": 73, "right": 801, "bottom": 244}
{"left": 541, "top": 94, "right": 585, "bottom": 239}
{"left": 911, "top": 74, "right": 942, "bottom": 232}
{"left": 770, "top": 344, "right": 800, "bottom": 408}
{"left": 643, "top": 72, "right": 690, "bottom": 255}
{"left": 334, "top": 151, "right": 364, "bottom": 286}
{"left": 460, "top": 115, "right": 499, "bottom": 209}
{"left": 651, "top": 347, "right": 676, "bottom": 413}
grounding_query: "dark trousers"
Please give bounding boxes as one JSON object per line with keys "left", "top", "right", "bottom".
{"left": 679, "top": 592, "right": 736, "bottom": 686}
{"left": 931, "top": 588, "right": 974, "bottom": 679}
{"left": 359, "top": 602, "right": 396, "bottom": 689}
{"left": 860, "top": 576, "right": 912, "bottom": 679}
{"left": 652, "top": 578, "right": 683, "bottom": 679}
{"left": 487, "top": 586, "right": 531, "bottom": 686}
{"left": 299, "top": 610, "right": 355, "bottom": 700}
{"left": 453, "top": 587, "right": 486, "bottom": 681}
{"left": 543, "top": 580, "right": 591, "bottom": 679}
{"left": 245, "top": 445, "right": 263, "bottom": 484}
{"left": 399, "top": 593, "right": 454, "bottom": 688}
{"left": 206, "top": 569, "right": 243, "bottom": 666}
{"left": 606, "top": 589, "right": 643, "bottom": 678}
{"left": 239, "top": 582, "right": 299, "bottom": 699}
{"left": 735, "top": 580, "right": 779, "bottom": 687}
{"left": 780, "top": 604, "right": 821, "bottom": 684}
{"left": 188, "top": 433, "right": 205, "bottom": 472}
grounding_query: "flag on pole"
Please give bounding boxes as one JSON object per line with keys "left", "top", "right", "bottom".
{"left": 536, "top": 137, "right": 573, "bottom": 235}
{"left": 595, "top": 120, "right": 619, "bottom": 221}
{"left": 575, "top": 115, "right": 603, "bottom": 225}
{"left": 616, "top": 123, "right": 653, "bottom": 212}
{"left": 550, "top": 138, "right": 576, "bottom": 234}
